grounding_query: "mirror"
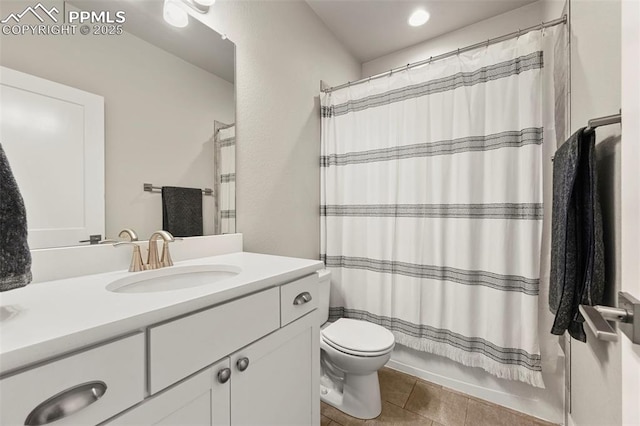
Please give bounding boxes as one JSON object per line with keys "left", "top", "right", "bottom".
{"left": 0, "top": 0, "right": 235, "bottom": 249}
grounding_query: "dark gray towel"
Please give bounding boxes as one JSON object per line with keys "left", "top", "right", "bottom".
{"left": 0, "top": 143, "right": 32, "bottom": 291}
{"left": 550, "top": 128, "right": 605, "bottom": 342}
{"left": 162, "top": 186, "right": 203, "bottom": 237}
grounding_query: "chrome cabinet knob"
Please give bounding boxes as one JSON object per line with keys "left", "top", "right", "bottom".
{"left": 236, "top": 357, "right": 249, "bottom": 372}
{"left": 217, "top": 368, "right": 231, "bottom": 384}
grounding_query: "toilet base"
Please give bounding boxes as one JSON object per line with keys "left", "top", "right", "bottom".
{"left": 320, "top": 371, "right": 382, "bottom": 420}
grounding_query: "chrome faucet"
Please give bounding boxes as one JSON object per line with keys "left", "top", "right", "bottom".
{"left": 147, "top": 230, "right": 175, "bottom": 270}
{"left": 118, "top": 228, "right": 139, "bottom": 241}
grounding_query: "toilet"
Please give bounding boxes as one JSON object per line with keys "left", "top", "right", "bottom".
{"left": 317, "top": 270, "right": 395, "bottom": 419}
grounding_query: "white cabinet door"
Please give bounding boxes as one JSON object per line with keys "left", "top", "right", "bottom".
{"left": 0, "top": 66, "right": 104, "bottom": 249}
{"left": 107, "top": 358, "right": 231, "bottom": 426}
{"left": 230, "top": 313, "right": 315, "bottom": 426}
{"left": 155, "top": 393, "right": 211, "bottom": 426}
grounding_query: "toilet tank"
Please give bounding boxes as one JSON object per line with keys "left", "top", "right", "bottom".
{"left": 317, "top": 269, "right": 331, "bottom": 325}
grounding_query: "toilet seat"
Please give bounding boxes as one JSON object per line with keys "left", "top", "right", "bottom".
{"left": 321, "top": 318, "right": 395, "bottom": 357}
{"left": 322, "top": 337, "right": 394, "bottom": 357}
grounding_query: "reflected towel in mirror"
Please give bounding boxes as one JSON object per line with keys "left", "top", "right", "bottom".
{"left": 161, "top": 186, "right": 203, "bottom": 237}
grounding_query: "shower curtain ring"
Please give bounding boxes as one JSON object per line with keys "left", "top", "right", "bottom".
{"left": 517, "top": 29, "right": 521, "bottom": 38}
{"left": 429, "top": 56, "right": 433, "bottom": 64}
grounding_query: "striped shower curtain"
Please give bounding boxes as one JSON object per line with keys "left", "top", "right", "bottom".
{"left": 214, "top": 123, "right": 236, "bottom": 234}
{"left": 320, "top": 32, "right": 546, "bottom": 387}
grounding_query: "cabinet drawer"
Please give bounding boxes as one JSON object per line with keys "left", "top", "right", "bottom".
{"left": 149, "top": 287, "right": 280, "bottom": 394}
{"left": 280, "top": 274, "right": 318, "bottom": 326}
{"left": 0, "top": 333, "right": 144, "bottom": 426}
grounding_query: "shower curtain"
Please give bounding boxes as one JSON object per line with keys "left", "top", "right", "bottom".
{"left": 321, "top": 32, "right": 549, "bottom": 387}
{"left": 214, "top": 122, "right": 236, "bottom": 234}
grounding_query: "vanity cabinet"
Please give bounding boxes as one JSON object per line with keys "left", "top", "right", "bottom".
{"left": 112, "top": 312, "right": 316, "bottom": 426}
{"left": 0, "top": 272, "right": 320, "bottom": 426}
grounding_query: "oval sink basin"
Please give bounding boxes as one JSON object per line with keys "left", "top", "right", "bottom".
{"left": 106, "top": 265, "right": 241, "bottom": 294}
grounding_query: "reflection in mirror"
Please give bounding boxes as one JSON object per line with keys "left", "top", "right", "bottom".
{"left": 0, "top": 0, "right": 235, "bottom": 249}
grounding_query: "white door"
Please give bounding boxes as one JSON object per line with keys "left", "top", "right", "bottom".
{"left": 620, "top": 1, "right": 640, "bottom": 424}
{"left": 0, "top": 66, "right": 104, "bottom": 249}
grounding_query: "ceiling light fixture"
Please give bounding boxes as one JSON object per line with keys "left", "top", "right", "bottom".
{"left": 163, "top": 0, "right": 188, "bottom": 28}
{"left": 163, "top": 0, "right": 214, "bottom": 28}
{"left": 408, "top": 9, "right": 430, "bottom": 27}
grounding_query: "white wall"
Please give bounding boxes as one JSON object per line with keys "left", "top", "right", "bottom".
{"left": 193, "top": 0, "right": 361, "bottom": 260}
{"left": 358, "top": 1, "right": 567, "bottom": 423}
{"left": 363, "top": 1, "right": 565, "bottom": 78}
{"left": 568, "top": 1, "right": 622, "bottom": 425}
{"left": 0, "top": 16, "right": 234, "bottom": 240}
{"left": 620, "top": 0, "right": 640, "bottom": 424}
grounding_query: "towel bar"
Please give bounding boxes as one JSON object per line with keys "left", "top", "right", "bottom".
{"left": 579, "top": 292, "right": 640, "bottom": 344}
{"left": 551, "top": 111, "right": 621, "bottom": 161}
{"left": 143, "top": 183, "right": 213, "bottom": 196}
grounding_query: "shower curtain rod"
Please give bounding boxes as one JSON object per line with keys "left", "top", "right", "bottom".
{"left": 321, "top": 14, "right": 567, "bottom": 93}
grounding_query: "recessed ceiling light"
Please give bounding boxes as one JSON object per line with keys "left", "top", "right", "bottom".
{"left": 163, "top": 0, "right": 189, "bottom": 28}
{"left": 408, "top": 9, "right": 430, "bottom": 27}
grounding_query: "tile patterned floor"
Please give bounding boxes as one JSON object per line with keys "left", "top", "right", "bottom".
{"left": 321, "top": 367, "right": 558, "bottom": 426}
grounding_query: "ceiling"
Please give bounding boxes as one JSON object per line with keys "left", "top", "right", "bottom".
{"left": 72, "top": 0, "right": 234, "bottom": 83}
{"left": 305, "top": 0, "right": 538, "bottom": 63}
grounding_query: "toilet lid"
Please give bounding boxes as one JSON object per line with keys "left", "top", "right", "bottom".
{"left": 321, "top": 318, "right": 395, "bottom": 354}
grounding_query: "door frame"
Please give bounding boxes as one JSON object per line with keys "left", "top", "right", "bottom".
{"left": 620, "top": 0, "right": 640, "bottom": 424}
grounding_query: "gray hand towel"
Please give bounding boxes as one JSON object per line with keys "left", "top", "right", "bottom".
{"left": 0, "top": 143, "right": 32, "bottom": 291}
{"left": 162, "top": 186, "right": 203, "bottom": 237}
{"left": 550, "top": 128, "right": 605, "bottom": 342}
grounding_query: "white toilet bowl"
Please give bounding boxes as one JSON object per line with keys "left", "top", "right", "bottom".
{"left": 319, "top": 318, "right": 395, "bottom": 419}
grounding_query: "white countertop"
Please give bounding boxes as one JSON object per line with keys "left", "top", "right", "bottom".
{"left": 0, "top": 252, "right": 323, "bottom": 376}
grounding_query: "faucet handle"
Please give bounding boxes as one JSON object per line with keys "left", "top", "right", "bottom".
{"left": 114, "top": 242, "right": 145, "bottom": 272}
{"left": 159, "top": 237, "right": 184, "bottom": 268}
{"left": 160, "top": 241, "right": 174, "bottom": 268}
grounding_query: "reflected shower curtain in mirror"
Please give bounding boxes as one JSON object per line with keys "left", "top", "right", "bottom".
{"left": 214, "top": 123, "right": 236, "bottom": 234}
{"left": 321, "top": 32, "right": 548, "bottom": 387}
